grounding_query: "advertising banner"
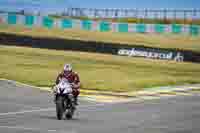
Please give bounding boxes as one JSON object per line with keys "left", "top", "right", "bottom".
{"left": 100, "top": 21, "right": 110, "bottom": 32}
{"left": 154, "top": 24, "right": 165, "bottom": 33}
{"left": 118, "top": 47, "right": 184, "bottom": 62}
{"left": 118, "top": 23, "right": 128, "bottom": 32}
{"left": 7, "top": 14, "right": 17, "bottom": 25}
{"left": 25, "top": 15, "right": 34, "bottom": 27}
{"left": 43, "top": 17, "right": 54, "bottom": 28}
{"left": 172, "top": 24, "right": 182, "bottom": 34}
{"left": 62, "top": 19, "right": 73, "bottom": 29}
{"left": 190, "top": 25, "right": 199, "bottom": 36}
{"left": 136, "top": 24, "right": 146, "bottom": 33}
{"left": 82, "top": 20, "right": 92, "bottom": 30}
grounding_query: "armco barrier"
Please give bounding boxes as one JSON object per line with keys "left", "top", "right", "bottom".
{"left": 0, "top": 32, "right": 200, "bottom": 63}
{"left": 0, "top": 13, "right": 199, "bottom": 35}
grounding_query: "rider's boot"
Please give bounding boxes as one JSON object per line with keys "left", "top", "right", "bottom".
{"left": 52, "top": 86, "right": 57, "bottom": 104}
{"left": 53, "top": 94, "right": 56, "bottom": 103}
{"left": 74, "top": 96, "right": 79, "bottom": 105}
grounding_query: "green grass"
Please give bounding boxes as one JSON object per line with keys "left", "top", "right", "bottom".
{"left": 0, "top": 24, "right": 200, "bottom": 52}
{"left": 1, "top": 45, "right": 200, "bottom": 92}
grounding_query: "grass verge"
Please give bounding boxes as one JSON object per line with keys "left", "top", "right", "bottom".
{"left": 0, "top": 24, "right": 200, "bottom": 52}
{"left": 0, "top": 45, "right": 200, "bottom": 92}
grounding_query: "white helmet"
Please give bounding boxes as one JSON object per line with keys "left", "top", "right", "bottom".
{"left": 63, "top": 64, "right": 72, "bottom": 72}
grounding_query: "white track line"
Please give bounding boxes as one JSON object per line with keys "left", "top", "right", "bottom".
{"left": 0, "top": 103, "right": 107, "bottom": 117}
{"left": 0, "top": 78, "right": 48, "bottom": 91}
{"left": 0, "top": 79, "right": 137, "bottom": 104}
{"left": 0, "top": 107, "right": 55, "bottom": 116}
{"left": 0, "top": 125, "right": 57, "bottom": 132}
{"left": 0, "top": 99, "right": 134, "bottom": 117}
{"left": 81, "top": 96, "right": 101, "bottom": 104}
{"left": 0, "top": 101, "right": 44, "bottom": 110}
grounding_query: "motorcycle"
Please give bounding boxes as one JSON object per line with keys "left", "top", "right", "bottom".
{"left": 53, "top": 79, "right": 76, "bottom": 120}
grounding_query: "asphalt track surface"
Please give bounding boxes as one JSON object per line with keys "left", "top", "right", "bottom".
{"left": 0, "top": 80, "right": 200, "bottom": 133}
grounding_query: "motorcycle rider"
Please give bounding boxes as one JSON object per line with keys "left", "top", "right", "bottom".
{"left": 53, "top": 64, "right": 80, "bottom": 105}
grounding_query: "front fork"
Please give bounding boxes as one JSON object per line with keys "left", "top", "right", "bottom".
{"left": 54, "top": 93, "right": 76, "bottom": 110}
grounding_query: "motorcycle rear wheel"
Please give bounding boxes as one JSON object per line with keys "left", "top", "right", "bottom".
{"left": 65, "top": 102, "right": 76, "bottom": 120}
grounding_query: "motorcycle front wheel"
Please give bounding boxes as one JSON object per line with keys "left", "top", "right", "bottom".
{"left": 56, "top": 96, "right": 64, "bottom": 120}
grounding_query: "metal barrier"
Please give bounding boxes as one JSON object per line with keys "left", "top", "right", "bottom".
{"left": 0, "top": 13, "right": 199, "bottom": 36}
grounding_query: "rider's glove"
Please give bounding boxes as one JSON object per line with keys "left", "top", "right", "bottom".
{"left": 51, "top": 84, "right": 57, "bottom": 94}
{"left": 70, "top": 83, "right": 75, "bottom": 88}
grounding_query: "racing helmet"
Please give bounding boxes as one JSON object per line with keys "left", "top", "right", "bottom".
{"left": 63, "top": 64, "right": 72, "bottom": 75}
